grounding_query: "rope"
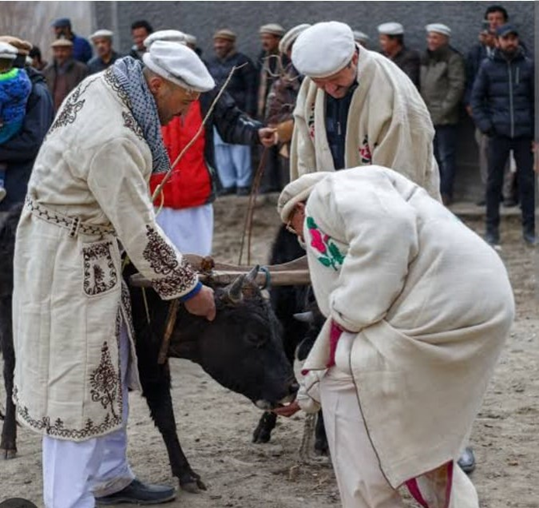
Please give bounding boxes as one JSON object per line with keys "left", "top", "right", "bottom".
{"left": 259, "top": 266, "right": 271, "bottom": 290}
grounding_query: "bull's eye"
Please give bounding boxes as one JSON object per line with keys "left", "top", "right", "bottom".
{"left": 245, "top": 332, "right": 268, "bottom": 348}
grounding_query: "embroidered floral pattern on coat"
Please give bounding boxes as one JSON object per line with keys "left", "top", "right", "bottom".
{"left": 142, "top": 225, "right": 197, "bottom": 298}
{"left": 90, "top": 342, "right": 119, "bottom": 419}
{"left": 307, "top": 216, "right": 345, "bottom": 271}
{"left": 82, "top": 241, "right": 118, "bottom": 296}
{"left": 49, "top": 77, "right": 99, "bottom": 134}
{"left": 359, "top": 135, "right": 372, "bottom": 163}
{"left": 122, "top": 111, "right": 144, "bottom": 140}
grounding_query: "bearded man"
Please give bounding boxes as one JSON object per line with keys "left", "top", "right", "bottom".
{"left": 13, "top": 42, "right": 216, "bottom": 508}
{"left": 289, "top": 21, "right": 440, "bottom": 200}
{"left": 275, "top": 167, "right": 514, "bottom": 508}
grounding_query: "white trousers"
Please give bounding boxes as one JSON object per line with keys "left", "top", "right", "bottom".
{"left": 155, "top": 204, "right": 213, "bottom": 256}
{"left": 320, "top": 336, "right": 479, "bottom": 508}
{"left": 42, "top": 326, "right": 134, "bottom": 508}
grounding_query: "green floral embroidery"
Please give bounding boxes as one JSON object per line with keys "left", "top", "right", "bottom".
{"left": 307, "top": 216, "right": 345, "bottom": 270}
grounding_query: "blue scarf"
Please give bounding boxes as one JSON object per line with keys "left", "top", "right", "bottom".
{"left": 110, "top": 57, "right": 170, "bottom": 174}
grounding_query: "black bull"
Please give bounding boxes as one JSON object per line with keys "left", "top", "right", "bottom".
{"left": 0, "top": 204, "right": 297, "bottom": 493}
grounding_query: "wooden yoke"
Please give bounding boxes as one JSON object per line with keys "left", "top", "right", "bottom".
{"left": 129, "top": 255, "right": 311, "bottom": 288}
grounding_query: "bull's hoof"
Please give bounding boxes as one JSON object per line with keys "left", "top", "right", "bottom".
{"left": 252, "top": 426, "right": 272, "bottom": 444}
{"left": 2, "top": 447, "right": 17, "bottom": 460}
{"left": 314, "top": 439, "right": 329, "bottom": 456}
{"left": 179, "top": 472, "right": 206, "bottom": 493}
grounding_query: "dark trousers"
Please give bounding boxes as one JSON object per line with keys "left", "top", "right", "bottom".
{"left": 434, "top": 125, "right": 458, "bottom": 198}
{"left": 486, "top": 136, "right": 535, "bottom": 231}
{"left": 260, "top": 145, "right": 288, "bottom": 193}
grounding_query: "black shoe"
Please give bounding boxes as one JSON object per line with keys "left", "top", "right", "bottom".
{"left": 524, "top": 228, "right": 537, "bottom": 246}
{"left": 503, "top": 198, "right": 518, "bottom": 207}
{"left": 236, "top": 186, "right": 251, "bottom": 196}
{"left": 218, "top": 186, "right": 236, "bottom": 196}
{"left": 95, "top": 479, "right": 176, "bottom": 505}
{"left": 485, "top": 229, "right": 500, "bottom": 247}
{"left": 458, "top": 446, "right": 476, "bottom": 474}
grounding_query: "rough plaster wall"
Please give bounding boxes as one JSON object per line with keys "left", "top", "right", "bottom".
{"left": 93, "top": 1, "right": 535, "bottom": 200}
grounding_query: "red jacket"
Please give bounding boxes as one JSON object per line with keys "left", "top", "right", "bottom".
{"left": 150, "top": 90, "right": 262, "bottom": 210}
{"left": 150, "top": 100, "right": 212, "bottom": 210}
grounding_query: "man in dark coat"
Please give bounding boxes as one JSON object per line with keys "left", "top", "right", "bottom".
{"left": 51, "top": 18, "right": 92, "bottom": 64}
{"left": 377, "top": 22, "right": 420, "bottom": 87}
{"left": 420, "top": 23, "right": 465, "bottom": 206}
{"left": 43, "top": 38, "right": 88, "bottom": 113}
{"left": 87, "top": 30, "right": 121, "bottom": 74}
{"left": 471, "top": 24, "right": 535, "bottom": 246}
{"left": 206, "top": 29, "right": 258, "bottom": 195}
{"left": 0, "top": 43, "right": 54, "bottom": 213}
{"left": 129, "top": 20, "right": 153, "bottom": 60}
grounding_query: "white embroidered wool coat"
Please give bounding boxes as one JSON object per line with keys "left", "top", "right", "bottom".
{"left": 297, "top": 167, "right": 514, "bottom": 490}
{"left": 12, "top": 70, "right": 199, "bottom": 441}
{"left": 290, "top": 46, "right": 441, "bottom": 201}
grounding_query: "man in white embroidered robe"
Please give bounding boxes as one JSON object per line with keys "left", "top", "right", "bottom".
{"left": 275, "top": 168, "right": 514, "bottom": 508}
{"left": 13, "top": 42, "right": 216, "bottom": 507}
{"left": 289, "top": 21, "right": 441, "bottom": 200}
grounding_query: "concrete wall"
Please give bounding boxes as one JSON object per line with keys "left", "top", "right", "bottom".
{"left": 92, "top": 1, "right": 536, "bottom": 201}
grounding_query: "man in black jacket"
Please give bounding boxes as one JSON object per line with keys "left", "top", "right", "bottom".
{"left": 0, "top": 37, "right": 54, "bottom": 214}
{"left": 471, "top": 24, "right": 535, "bottom": 246}
{"left": 206, "top": 29, "right": 258, "bottom": 195}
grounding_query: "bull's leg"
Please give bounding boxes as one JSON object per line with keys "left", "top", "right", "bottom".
{"left": 252, "top": 411, "right": 277, "bottom": 444}
{"left": 0, "top": 297, "right": 17, "bottom": 459}
{"left": 314, "top": 410, "right": 329, "bottom": 456}
{"left": 140, "top": 361, "right": 206, "bottom": 493}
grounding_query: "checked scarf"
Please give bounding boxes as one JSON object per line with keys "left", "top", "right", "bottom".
{"left": 110, "top": 57, "right": 170, "bottom": 174}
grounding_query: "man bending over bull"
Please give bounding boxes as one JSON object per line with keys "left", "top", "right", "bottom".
{"left": 12, "top": 42, "right": 216, "bottom": 507}
{"left": 275, "top": 167, "right": 514, "bottom": 508}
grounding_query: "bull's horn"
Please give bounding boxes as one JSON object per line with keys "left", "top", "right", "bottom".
{"left": 293, "top": 311, "right": 314, "bottom": 323}
{"left": 245, "top": 265, "right": 260, "bottom": 285}
{"left": 223, "top": 275, "right": 245, "bottom": 304}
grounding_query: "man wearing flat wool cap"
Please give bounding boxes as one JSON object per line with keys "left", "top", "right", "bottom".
{"left": 13, "top": 42, "right": 217, "bottom": 507}
{"left": 289, "top": 21, "right": 441, "bottom": 201}
{"left": 377, "top": 22, "right": 420, "bottom": 86}
{"left": 274, "top": 166, "right": 514, "bottom": 508}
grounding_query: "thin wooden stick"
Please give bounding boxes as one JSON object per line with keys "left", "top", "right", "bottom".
{"left": 158, "top": 299, "right": 180, "bottom": 365}
{"left": 152, "top": 63, "right": 247, "bottom": 204}
{"left": 238, "top": 148, "right": 268, "bottom": 265}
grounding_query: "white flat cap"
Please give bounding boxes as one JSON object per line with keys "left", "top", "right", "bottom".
{"left": 426, "top": 23, "right": 451, "bottom": 37}
{"left": 279, "top": 23, "right": 311, "bottom": 54}
{"left": 278, "top": 172, "right": 331, "bottom": 222}
{"left": 353, "top": 30, "right": 370, "bottom": 43}
{"left": 377, "top": 22, "right": 404, "bottom": 35}
{"left": 90, "top": 29, "right": 114, "bottom": 40}
{"left": 292, "top": 22, "right": 356, "bottom": 79}
{"left": 259, "top": 23, "right": 286, "bottom": 37}
{"left": 0, "top": 42, "right": 18, "bottom": 60}
{"left": 184, "top": 34, "right": 197, "bottom": 46}
{"left": 142, "top": 40, "right": 215, "bottom": 92}
{"left": 144, "top": 30, "right": 186, "bottom": 49}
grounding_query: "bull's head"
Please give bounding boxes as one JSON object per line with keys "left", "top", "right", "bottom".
{"left": 169, "top": 266, "right": 298, "bottom": 410}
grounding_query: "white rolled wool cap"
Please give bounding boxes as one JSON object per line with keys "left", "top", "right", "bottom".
{"left": 377, "top": 22, "right": 404, "bottom": 35}
{"left": 144, "top": 30, "right": 186, "bottom": 49}
{"left": 91, "top": 29, "right": 114, "bottom": 40}
{"left": 292, "top": 21, "right": 356, "bottom": 79}
{"left": 0, "top": 41, "right": 18, "bottom": 60}
{"left": 426, "top": 23, "right": 451, "bottom": 37}
{"left": 278, "top": 172, "right": 332, "bottom": 223}
{"left": 279, "top": 23, "right": 311, "bottom": 54}
{"left": 142, "top": 40, "right": 215, "bottom": 92}
{"left": 353, "top": 30, "right": 370, "bottom": 43}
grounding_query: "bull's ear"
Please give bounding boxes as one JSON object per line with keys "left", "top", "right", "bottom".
{"left": 293, "top": 311, "right": 314, "bottom": 323}
{"left": 221, "top": 275, "right": 245, "bottom": 305}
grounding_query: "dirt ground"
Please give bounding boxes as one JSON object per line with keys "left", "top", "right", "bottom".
{"left": 1, "top": 195, "right": 537, "bottom": 508}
